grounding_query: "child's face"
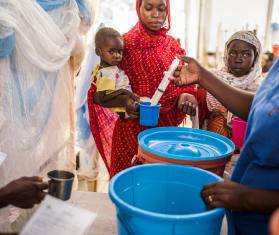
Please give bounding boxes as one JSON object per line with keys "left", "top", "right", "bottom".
{"left": 98, "top": 37, "right": 124, "bottom": 66}
{"left": 139, "top": 0, "right": 167, "bottom": 31}
{"left": 227, "top": 40, "right": 256, "bottom": 77}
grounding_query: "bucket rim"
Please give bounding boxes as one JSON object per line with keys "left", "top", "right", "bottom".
{"left": 109, "top": 164, "right": 225, "bottom": 221}
{"left": 138, "top": 127, "right": 235, "bottom": 161}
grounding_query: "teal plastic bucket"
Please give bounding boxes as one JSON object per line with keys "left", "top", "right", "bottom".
{"left": 139, "top": 102, "right": 160, "bottom": 127}
{"left": 109, "top": 164, "right": 224, "bottom": 235}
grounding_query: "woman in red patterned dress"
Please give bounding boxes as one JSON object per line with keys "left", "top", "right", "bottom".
{"left": 88, "top": 0, "right": 196, "bottom": 177}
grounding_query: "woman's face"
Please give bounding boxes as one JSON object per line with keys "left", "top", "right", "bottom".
{"left": 139, "top": 0, "right": 167, "bottom": 31}
{"left": 227, "top": 40, "right": 256, "bottom": 77}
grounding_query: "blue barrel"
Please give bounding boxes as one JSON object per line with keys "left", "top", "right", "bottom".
{"left": 109, "top": 164, "right": 224, "bottom": 235}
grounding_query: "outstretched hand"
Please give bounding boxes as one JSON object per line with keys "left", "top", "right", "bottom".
{"left": 172, "top": 56, "right": 204, "bottom": 86}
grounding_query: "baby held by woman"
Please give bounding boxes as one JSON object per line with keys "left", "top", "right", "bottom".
{"left": 91, "top": 27, "right": 139, "bottom": 119}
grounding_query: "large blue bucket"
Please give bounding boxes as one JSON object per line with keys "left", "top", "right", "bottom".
{"left": 109, "top": 164, "right": 224, "bottom": 235}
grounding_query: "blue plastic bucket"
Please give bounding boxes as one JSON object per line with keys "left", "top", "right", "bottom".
{"left": 109, "top": 164, "right": 224, "bottom": 235}
{"left": 139, "top": 102, "right": 160, "bottom": 127}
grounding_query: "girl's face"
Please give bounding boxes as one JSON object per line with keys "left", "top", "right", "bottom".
{"left": 227, "top": 40, "right": 256, "bottom": 77}
{"left": 98, "top": 37, "right": 124, "bottom": 67}
{"left": 139, "top": 0, "right": 167, "bottom": 31}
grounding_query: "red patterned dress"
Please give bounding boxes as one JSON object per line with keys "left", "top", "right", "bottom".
{"left": 88, "top": 0, "right": 195, "bottom": 177}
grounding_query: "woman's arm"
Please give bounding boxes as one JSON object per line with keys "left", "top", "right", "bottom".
{"left": 199, "top": 68, "right": 254, "bottom": 121}
{"left": 173, "top": 57, "right": 255, "bottom": 121}
{"left": 202, "top": 180, "right": 279, "bottom": 214}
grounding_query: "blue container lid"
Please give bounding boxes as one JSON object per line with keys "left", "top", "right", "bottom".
{"left": 138, "top": 127, "right": 235, "bottom": 161}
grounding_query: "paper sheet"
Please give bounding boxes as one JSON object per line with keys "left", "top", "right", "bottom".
{"left": 20, "top": 195, "right": 96, "bottom": 235}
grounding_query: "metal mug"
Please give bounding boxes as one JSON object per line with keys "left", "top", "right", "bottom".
{"left": 47, "top": 170, "right": 74, "bottom": 201}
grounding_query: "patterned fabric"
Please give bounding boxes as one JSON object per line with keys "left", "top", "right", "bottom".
{"left": 206, "top": 110, "right": 232, "bottom": 138}
{"left": 88, "top": 0, "right": 195, "bottom": 177}
{"left": 205, "top": 31, "right": 263, "bottom": 137}
{"left": 196, "top": 87, "right": 209, "bottom": 127}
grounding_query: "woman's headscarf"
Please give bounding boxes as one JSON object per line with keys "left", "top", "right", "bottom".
{"left": 121, "top": 0, "right": 193, "bottom": 112}
{"left": 216, "top": 31, "right": 263, "bottom": 92}
{"left": 207, "top": 31, "right": 263, "bottom": 118}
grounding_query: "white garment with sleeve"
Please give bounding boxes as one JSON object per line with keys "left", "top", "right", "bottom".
{"left": 0, "top": 0, "right": 80, "bottom": 187}
{"left": 97, "top": 65, "right": 132, "bottom": 92}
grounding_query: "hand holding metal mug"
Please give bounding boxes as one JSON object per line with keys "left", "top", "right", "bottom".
{"left": 47, "top": 170, "right": 74, "bottom": 201}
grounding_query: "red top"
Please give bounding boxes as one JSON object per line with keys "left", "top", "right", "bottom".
{"left": 88, "top": 0, "right": 195, "bottom": 177}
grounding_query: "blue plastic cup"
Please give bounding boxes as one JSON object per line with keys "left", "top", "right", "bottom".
{"left": 139, "top": 102, "right": 161, "bottom": 127}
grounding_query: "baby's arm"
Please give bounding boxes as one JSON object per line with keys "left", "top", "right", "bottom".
{"left": 93, "top": 89, "right": 136, "bottom": 108}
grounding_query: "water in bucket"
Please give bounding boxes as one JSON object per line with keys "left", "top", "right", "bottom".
{"left": 109, "top": 164, "right": 224, "bottom": 235}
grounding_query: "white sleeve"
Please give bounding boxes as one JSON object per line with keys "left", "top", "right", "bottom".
{"left": 115, "top": 69, "right": 132, "bottom": 92}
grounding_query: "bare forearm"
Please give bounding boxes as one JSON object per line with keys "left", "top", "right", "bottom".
{"left": 99, "top": 89, "right": 129, "bottom": 101}
{"left": 101, "top": 94, "right": 128, "bottom": 108}
{"left": 94, "top": 92, "right": 127, "bottom": 108}
{"left": 199, "top": 69, "right": 255, "bottom": 121}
